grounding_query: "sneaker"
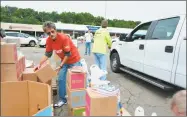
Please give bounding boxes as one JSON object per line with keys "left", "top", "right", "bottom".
{"left": 54, "top": 100, "right": 67, "bottom": 108}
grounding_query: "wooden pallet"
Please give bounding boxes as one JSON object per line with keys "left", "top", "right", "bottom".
{"left": 52, "top": 78, "right": 57, "bottom": 91}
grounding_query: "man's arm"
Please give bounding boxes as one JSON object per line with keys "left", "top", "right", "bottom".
{"left": 105, "top": 32, "right": 112, "bottom": 48}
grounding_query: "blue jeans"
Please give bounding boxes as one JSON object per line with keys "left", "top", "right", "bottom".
{"left": 85, "top": 42, "right": 91, "bottom": 55}
{"left": 58, "top": 61, "right": 82, "bottom": 102}
{"left": 93, "top": 53, "right": 107, "bottom": 80}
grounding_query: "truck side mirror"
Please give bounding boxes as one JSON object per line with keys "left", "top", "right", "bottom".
{"left": 125, "top": 36, "right": 134, "bottom": 42}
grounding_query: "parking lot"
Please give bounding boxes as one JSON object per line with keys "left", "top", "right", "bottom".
{"left": 20, "top": 43, "right": 179, "bottom": 116}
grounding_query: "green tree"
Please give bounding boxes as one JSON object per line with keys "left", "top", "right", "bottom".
{"left": 1, "top": 6, "right": 141, "bottom": 28}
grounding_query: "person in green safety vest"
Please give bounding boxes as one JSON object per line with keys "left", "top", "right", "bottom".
{"left": 92, "top": 20, "right": 112, "bottom": 80}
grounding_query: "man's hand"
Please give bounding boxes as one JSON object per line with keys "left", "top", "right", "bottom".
{"left": 55, "top": 63, "right": 63, "bottom": 74}
{"left": 55, "top": 66, "right": 61, "bottom": 74}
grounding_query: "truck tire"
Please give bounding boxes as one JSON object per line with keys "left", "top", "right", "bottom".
{"left": 110, "top": 53, "right": 121, "bottom": 73}
{"left": 29, "top": 41, "right": 36, "bottom": 47}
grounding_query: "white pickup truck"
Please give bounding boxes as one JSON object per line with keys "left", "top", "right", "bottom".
{"left": 110, "top": 14, "right": 186, "bottom": 90}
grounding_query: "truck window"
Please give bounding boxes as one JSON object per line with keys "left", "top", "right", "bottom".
{"left": 151, "top": 17, "right": 180, "bottom": 40}
{"left": 130, "top": 22, "right": 152, "bottom": 40}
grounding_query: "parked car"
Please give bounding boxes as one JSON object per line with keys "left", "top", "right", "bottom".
{"left": 39, "top": 35, "right": 48, "bottom": 48}
{"left": 4, "top": 31, "right": 38, "bottom": 47}
{"left": 110, "top": 14, "right": 186, "bottom": 90}
{"left": 0, "top": 28, "right": 6, "bottom": 38}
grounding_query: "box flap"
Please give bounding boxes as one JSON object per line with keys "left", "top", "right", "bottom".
{"left": 1, "top": 81, "right": 29, "bottom": 116}
{"left": 28, "top": 81, "right": 51, "bottom": 116}
{"left": 33, "top": 105, "right": 53, "bottom": 116}
{"left": 86, "top": 88, "right": 108, "bottom": 98}
{"left": 23, "top": 68, "right": 35, "bottom": 74}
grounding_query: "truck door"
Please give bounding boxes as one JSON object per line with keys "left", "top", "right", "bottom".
{"left": 174, "top": 18, "right": 186, "bottom": 88}
{"left": 143, "top": 15, "right": 186, "bottom": 83}
{"left": 119, "top": 22, "right": 152, "bottom": 72}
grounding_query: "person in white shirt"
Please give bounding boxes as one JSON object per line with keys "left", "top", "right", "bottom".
{"left": 84, "top": 30, "right": 93, "bottom": 56}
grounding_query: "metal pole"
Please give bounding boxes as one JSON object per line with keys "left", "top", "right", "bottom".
{"left": 104, "top": 1, "right": 107, "bottom": 19}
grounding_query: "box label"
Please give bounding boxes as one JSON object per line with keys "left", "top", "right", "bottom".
{"left": 85, "top": 92, "right": 91, "bottom": 116}
{"left": 73, "top": 107, "right": 85, "bottom": 116}
{"left": 86, "top": 106, "right": 90, "bottom": 116}
{"left": 70, "top": 90, "right": 86, "bottom": 108}
{"left": 70, "top": 73, "right": 85, "bottom": 89}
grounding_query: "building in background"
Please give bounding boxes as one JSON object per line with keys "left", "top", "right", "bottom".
{"left": 1, "top": 22, "right": 134, "bottom": 39}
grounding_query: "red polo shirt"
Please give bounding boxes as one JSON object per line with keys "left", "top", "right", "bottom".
{"left": 46, "top": 33, "right": 80, "bottom": 64}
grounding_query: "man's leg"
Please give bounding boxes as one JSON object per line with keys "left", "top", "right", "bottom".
{"left": 88, "top": 42, "right": 91, "bottom": 56}
{"left": 54, "top": 64, "right": 68, "bottom": 107}
{"left": 98, "top": 54, "right": 107, "bottom": 80}
{"left": 93, "top": 53, "right": 100, "bottom": 68}
{"left": 69, "top": 61, "right": 82, "bottom": 68}
{"left": 85, "top": 42, "right": 88, "bottom": 55}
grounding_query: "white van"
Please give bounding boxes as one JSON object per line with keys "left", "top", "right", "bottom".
{"left": 110, "top": 14, "right": 186, "bottom": 90}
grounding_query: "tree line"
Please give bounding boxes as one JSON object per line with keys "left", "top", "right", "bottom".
{"left": 1, "top": 6, "right": 141, "bottom": 28}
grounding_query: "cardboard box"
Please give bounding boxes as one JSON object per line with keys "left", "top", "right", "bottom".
{"left": 21, "top": 56, "right": 26, "bottom": 72}
{"left": 1, "top": 57, "right": 22, "bottom": 82}
{"left": 22, "top": 68, "right": 52, "bottom": 86}
{"left": 18, "top": 56, "right": 26, "bottom": 73}
{"left": 35, "top": 62, "right": 57, "bottom": 83}
{"left": 85, "top": 88, "right": 118, "bottom": 116}
{"left": 22, "top": 68, "right": 38, "bottom": 82}
{"left": 1, "top": 81, "right": 52, "bottom": 116}
{"left": 1, "top": 43, "right": 18, "bottom": 63}
{"left": 68, "top": 104, "right": 85, "bottom": 116}
{"left": 67, "top": 68, "right": 86, "bottom": 90}
{"left": 67, "top": 85, "right": 86, "bottom": 108}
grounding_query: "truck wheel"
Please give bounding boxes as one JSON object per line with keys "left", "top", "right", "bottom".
{"left": 29, "top": 41, "right": 36, "bottom": 47}
{"left": 110, "top": 53, "right": 121, "bottom": 73}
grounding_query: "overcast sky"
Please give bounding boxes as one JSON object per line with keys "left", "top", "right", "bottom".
{"left": 1, "top": 1, "right": 186, "bottom": 22}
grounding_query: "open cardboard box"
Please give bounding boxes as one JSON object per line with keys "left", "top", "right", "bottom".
{"left": 22, "top": 68, "right": 52, "bottom": 86}
{"left": 85, "top": 88, "right": 117, "bottom": 116}
{"left": 1, "top": 81, "right": 52, "bottom": 116}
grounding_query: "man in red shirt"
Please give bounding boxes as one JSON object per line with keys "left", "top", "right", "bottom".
{"left": 38, "top": 21, "right": 82, "bottom": 108}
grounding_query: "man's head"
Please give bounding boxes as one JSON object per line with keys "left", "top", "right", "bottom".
{"left": 88, "top": 30, "right": 91, "bottom": 33}
{"left": 101, "top": 20, "right": 108, "bottom": 28}
{"left": 171, "top": 90, "right": 186, "bottom": 116}
{"left": 43, "top": 21, "right": 57, "bottom": 40}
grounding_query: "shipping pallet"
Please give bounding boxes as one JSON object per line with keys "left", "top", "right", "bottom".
{"left": 52, "top": 78, "right": 57, "bottom": 95}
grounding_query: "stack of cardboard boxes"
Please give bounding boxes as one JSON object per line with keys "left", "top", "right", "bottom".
{"left": 66, "top": 67, "right": 87, "bottom": 116}
{"left": 1, "top": 42, "right": 56, "bottom": 116}
{"left": 1, "top": 43, "right": 25, "bottom": 82}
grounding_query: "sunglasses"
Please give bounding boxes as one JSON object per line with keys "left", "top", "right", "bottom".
{"left": 46, "top": 30, "right": 55, "bottom": 36}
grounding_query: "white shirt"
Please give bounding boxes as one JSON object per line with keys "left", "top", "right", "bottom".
{"left": 84, "top": 33, "right": 93, "bottom": 42}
